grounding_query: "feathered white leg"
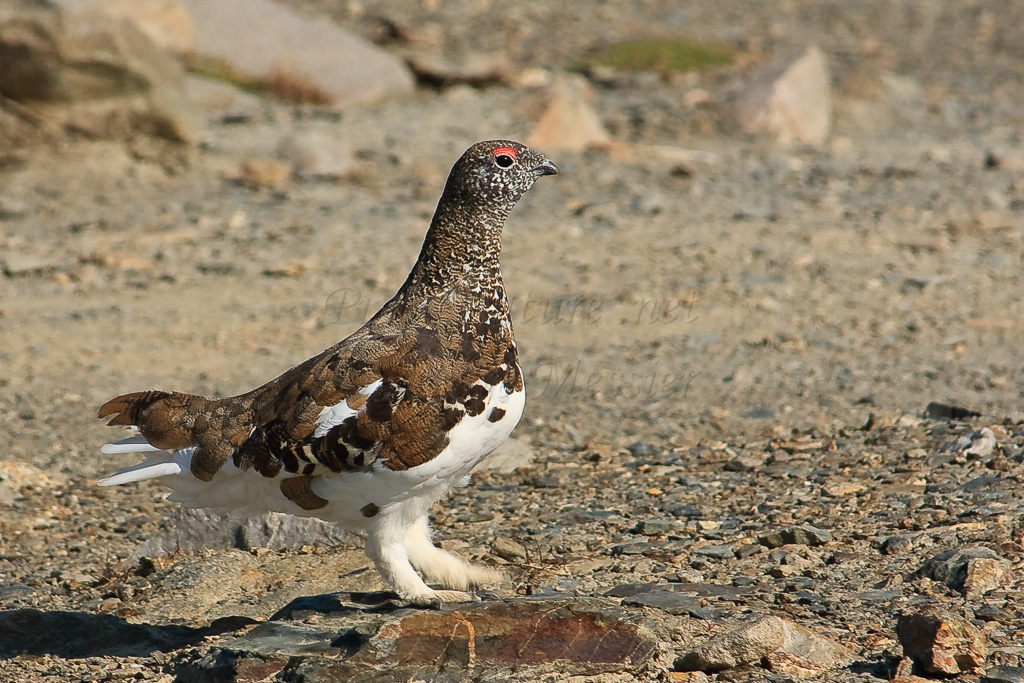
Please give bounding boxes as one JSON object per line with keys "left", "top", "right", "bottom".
{"left": 404, "top": 515, "right": 505, "bottom": 591}
{"left": 364, "top": 507, "right": 473, "bottom": 608}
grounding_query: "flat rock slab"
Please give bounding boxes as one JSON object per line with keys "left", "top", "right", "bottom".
{"left": 181, "top": 598, "right": 659, "bottom": 681}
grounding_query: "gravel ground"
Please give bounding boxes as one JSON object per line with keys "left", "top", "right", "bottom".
{"left": 1, "top": 1, "right": 1023, "bottom": 680}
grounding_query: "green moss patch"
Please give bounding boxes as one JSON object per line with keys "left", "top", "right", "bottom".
{"left": 591, "top": 38, "right": 734, "bottom": 73}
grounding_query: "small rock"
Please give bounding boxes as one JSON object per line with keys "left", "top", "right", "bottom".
{"left": 822, "top": 481, "right": 866, "bottom": 497}
{"left": 405, "top": 50, "right": 512, "bottom": 87}
{"left": 758, "top": 525, "right": 832, "bottom": 548}
{"left": 694, "top": 543, "right": 736, "bottom": 560}
{"left": 276, "top": 132, "right": 353, "bottom": 181}
{"left": 974, "top": 604, "right": 1012, "bottom": 624}
{"left": 627, "top": 441, "right": 655, "bottom": 458}
{"left": 925, "top": 401, "right": 981, "bottom": 420}
{"left": 973, "top": 210, "right": 1013, "bottom": 231}
{"left": 131, "top": 507, "right": 359, "bottom": 559}
{"left": 0, "top": 196, "right": 28, "bottom": 219}
{"left": 668, "top": 672, "right": 713, "bottom": 683}
{"left": 962, "top": 557, "right": 1008, "bottom": 599}
{"left": 881, "top": 535, "right": 915, "bottom": 555}
{"left": 918, "top": 546, "right": 1010, "bottom": 598}
{"left": 634, "top": 519, "right": 682, "bottom": 536}
{"left": 1, "top": 251, "right": 62, "bottom": 278}
{"left": 240, "top": 158, "right": 291, "bottom": 189}
{"left": 897, "top": 607, "right": 987, "bottom": 675}
{"left": 983, "top": 665, "right": 1024, "bottom": 683}
{"left": 724, "top": 454, "right": 761, "bottom": 472}
{"left": 621, "top": 591, "right": 702, "bottom": 615}
{"left": 764, "top": 620, "right": 855, "bottom": 678}
{"left": 963, "top": 427, "right": 997, "bottom": 458}
{"left": 491, "top": 537, "right": 527, "bottom": 561}
{"left": 479, "top": 436, "right": 534, "bottom": 473}
{"left": 527, "top": 74, "right": 612, "bottom": 151}
{"left": 676, "top": 616, "right": 787, "bottom": 672}
{"left": 730, "top": 45, "right": 832, "bottom": 145}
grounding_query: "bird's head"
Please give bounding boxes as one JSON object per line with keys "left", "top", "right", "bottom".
{"left": 445, "top": 140, "right": 558, "bottom": 210}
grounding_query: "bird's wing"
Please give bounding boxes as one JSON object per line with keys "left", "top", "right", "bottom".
{"left": 231, "top": 319, "right": 520, "bottom": 485}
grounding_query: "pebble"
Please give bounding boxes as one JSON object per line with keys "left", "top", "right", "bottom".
{"left": 490, "top": 537, "right": 527, "bottom": 561}
{"left": 634, "top": 519, "right": 684, "bottom": 536}
{"left": 759, "top": 525, "right": 832, "bottom": 548}
{"left": 694, "top": 543, "right": 737, "bottom": 560}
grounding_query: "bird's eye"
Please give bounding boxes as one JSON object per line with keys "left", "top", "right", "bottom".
{"left": 492, "top": 146, "right": 518, "bottom": 168}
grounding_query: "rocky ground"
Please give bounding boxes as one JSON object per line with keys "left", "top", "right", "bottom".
{"left": 2, "top": 0, "right": 1024, "bottom": 681}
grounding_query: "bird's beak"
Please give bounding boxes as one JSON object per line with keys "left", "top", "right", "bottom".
{"left": 532, "top": 160, "right": 558, "bottom": 176}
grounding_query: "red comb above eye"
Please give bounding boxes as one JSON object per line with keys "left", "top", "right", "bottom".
{"left": 492, "top": 147, "right": 517, "bottom": 158}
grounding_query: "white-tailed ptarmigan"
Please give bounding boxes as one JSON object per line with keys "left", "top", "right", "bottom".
{"left": 98, "top": 140, "right": 557, "bottom": 607}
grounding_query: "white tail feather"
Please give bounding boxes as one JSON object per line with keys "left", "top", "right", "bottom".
{"left": 101, "top": 436, "right": 164, "bottom": 455}
{"left": 97, "top": 460, "right": 183, "bottom": 486}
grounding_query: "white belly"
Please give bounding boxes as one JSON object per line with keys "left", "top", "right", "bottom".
{"left": 136, "top": 381, "right": 525, "bottom": 530}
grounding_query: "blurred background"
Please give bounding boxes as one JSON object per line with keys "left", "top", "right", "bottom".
{"left": 2, "top": 0, "right": 1022, "bottom": 466}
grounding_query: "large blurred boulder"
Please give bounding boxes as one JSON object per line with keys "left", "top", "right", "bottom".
{"left": 57, "top": 0, "right": 194, "bottom": 54}
{"left": 0, "top": 0, "right": 196, "bottom": 141}
{"left": 177, "top": 0, "right": 414, "bottom": 108}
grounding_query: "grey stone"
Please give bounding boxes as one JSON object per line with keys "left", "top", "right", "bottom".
{"left": 634, "top": 518, "right": 683, "bottom": 536}
{"left": 918, "top": 546, "right": 1010, "bottom": 597}
{"left": 758, "top": 525, "right": 832, "bottom": 548}
{"left": 881, "top": 535, "right": 914, "bottom": 554}
{"left": 611, "top": 540, "right": 689, "bottom": 557}
{"left": 626, "top": 441, "right": 655, "bottom": 458}
{"left": 620, "top": 591, "right": 702, "bottom": 615}
{"left": 847, "top": 590, "right": 903, "bottom": 603}
{"left": 490, "top": 537, "right": 527, "bottom": 561}
{"left": 606, "top": 582, "right": 755, "bottom": 600}
{"left": 983, "top": 665, "right": 1024, "bottom": 683}
{"left": 694, "top": 543, "right": 737, "bottom": 560}
{"left": 404, "top": 50, "right": 512, "bottom": 88}
{"left": 131, "top": 507, "right": 360, "bottom": 560}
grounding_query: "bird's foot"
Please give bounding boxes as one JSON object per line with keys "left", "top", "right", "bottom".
{"left": 402, "top": 589, "right": 476, "bottom": 609}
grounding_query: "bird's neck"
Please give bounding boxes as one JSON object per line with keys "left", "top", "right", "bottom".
{"left": 404, "top": 197, "right": 510, "bottom": 298}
